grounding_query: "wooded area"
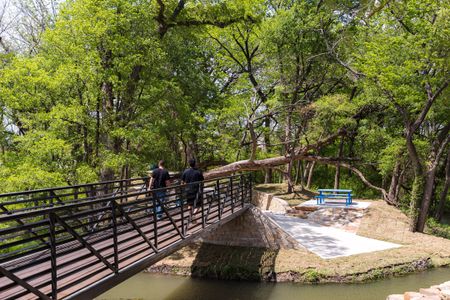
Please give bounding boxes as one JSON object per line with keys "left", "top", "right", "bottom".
{"left": 0, "top": 0, "right": 448, "bottom": 233}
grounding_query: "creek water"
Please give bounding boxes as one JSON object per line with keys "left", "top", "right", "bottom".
{"left": 98, "top": 267, "right": 450, "bottom": 300}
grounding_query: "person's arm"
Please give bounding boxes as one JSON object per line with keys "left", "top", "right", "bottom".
{"left": 148, "top": 177, "right": 154, "bottom": 190}
{"left": 148, "top": 170, "right": 157, "bottom": 190}
{"left": 164, "top": 171, "right": 171, "bottom": 187}
{"left": 181, "top": 171, "right": 186, "bottom": 184}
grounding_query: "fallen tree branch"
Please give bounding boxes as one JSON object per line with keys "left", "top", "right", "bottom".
{"left": 204, "top": 154, "right": 393, "bottom": 204}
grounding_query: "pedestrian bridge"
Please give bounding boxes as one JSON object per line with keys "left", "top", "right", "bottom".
{"left": 0, "top": 174, "right": 252, "bottom": 299}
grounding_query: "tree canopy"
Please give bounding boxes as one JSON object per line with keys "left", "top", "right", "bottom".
{"left": 0, "top": 0, "right": 448, "bottom": 232}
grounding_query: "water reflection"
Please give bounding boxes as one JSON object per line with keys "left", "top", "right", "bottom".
{"left": 98, "top": 267, "right": 450, "bottom": 300}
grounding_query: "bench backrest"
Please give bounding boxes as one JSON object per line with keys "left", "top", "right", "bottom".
{"left": 318, "top": 189, "right": 352, "bottom": 193}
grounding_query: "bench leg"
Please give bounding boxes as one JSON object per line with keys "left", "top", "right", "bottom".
{"left": 316, "top": 196, "right": 324, "bottom": 205}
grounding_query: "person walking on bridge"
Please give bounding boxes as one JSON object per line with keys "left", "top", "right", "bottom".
{"left": 181, "top": 158, "right": 204, "bottom": 221}
{"left": 149, "top": 160, "right": 170, "bottom": 219}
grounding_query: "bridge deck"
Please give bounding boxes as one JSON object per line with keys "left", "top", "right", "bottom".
{"left": 0, "top": 174, "right": 251, "bottom": 299}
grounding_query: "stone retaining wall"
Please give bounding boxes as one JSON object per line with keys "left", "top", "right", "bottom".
{"left": 387, "top": 280, "right": 450, "bottom": 300}
{"left": 199, "top": 206, "right": 299, "bottom": 249}
{"left": 251, "top": 190, "right": 290, "bottom": 213}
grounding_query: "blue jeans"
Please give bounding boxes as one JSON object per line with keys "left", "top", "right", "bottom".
{"left": 154, "top": 191, "right": 166, "bottom": 215}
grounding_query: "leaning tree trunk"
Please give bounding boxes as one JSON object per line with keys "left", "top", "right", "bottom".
{"left": 204, "top": 153, "right": 389, "bottom": 199}
{"left": 416, "top": 168, "right": 438, "bottom": 231}
{"left": 306, "top": 161, "right": 316, "bottom": 189}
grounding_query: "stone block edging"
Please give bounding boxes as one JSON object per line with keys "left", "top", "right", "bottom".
{"left": 252, "top": 190, "right": 290, "bottom": 213}
{"left": 387, "top": 280, "right": 450, "bottom": 300}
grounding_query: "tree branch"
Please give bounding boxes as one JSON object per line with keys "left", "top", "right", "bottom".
{"left": 413, "top": 79, "right": 449, "bottom": 131}
{"left": 168, "top": 17, "right": 251, "bottom": 29}
{"left": 204, "top": 153, "right": 391, "bottom": 203}
{"left": 170, "top": 0, "right": 185, "bottom": 21}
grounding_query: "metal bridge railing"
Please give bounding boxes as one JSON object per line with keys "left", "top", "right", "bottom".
{"left": 0, "top": 177, "right": 151, "bottom": 215}
{"left": 0, "top": 173, "right": 252, "bottom": 300}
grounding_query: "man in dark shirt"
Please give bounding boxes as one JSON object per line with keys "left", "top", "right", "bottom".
{"left": 181, "top": 158, "right": 204, "bottom": 214}
{"left": 149, "top": 160, "right": 170, "bottom": 218}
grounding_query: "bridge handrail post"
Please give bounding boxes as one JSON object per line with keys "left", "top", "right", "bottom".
{"left": 49, "top": 212, "right": 58, "bottom": 300}
{"left": 240, "top": 175, "right": 244, "bottom": 208}
{"left": 200, "top": 183, "right": 205, "bottom": 228}
{"left": 111, "top": 201, "right": 119, "bottom": 273}
{"left": 229, "top": 177, "right": 234, "bottom": 213}
{"left": 216, "top": 179, "right": 221, "bottom": 220}
{"left": 180, "top": 190, "right": 186, "bottom": 236}
{"left": 249, "top": 173, "right": 253, "bottom": 203}
{"left": 151, "top": 194, "right": 158, "bottom": 249}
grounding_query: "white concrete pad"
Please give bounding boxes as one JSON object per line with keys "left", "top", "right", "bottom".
{"left": 299, "top": 200, "right": 371, "bottom": 209}
{"left": 264, "top": 213, "right": 401, "bottom": 259}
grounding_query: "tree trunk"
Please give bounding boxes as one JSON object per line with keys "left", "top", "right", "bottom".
{"left": 304, "top": 162, "right": 310, "bottom": 182}
{"left": 435, "top": 151, "right": 450, "bottom": 221}
{"left": 295, "top": 160, "right": 305, "bottom": 188}
{"left": 263, "top": 116, "right": 272, "bottom": 183}
{"left": 248, "top": 121, "right": 258, "bottom": 161}
{"left": 306, "top": 161, "right": 316, "bottom": 189}
{"left": 283, "top": 103, "right": 294, "bottom": 193}
{"left": 416, "top": 167, "right": 438, "bottom": 231}
{"left": 264, "top": 168, "right": 273, "bottom": 183}
{"left": 285, "top": 159, "right": 294, "bottom": 193}
{"left": 99, "top": 46, "right": 116, "bottom": 182}
{"left": 415, "top": 125, "right": 449, "bottom": 231}
{"left": 100, "top": 79, "right": 116, "bottom": 182}
{"left": 388, "top": 160, "right": 402, "bottom": 204}
{"left": 95, "top": 97, "right": 100, "bottom": 164}
{"left": 404, "top": 129, "right": 425, "bottom": 232}
{"left": 334, "top": 137, "right": 344, "bottom": 189}
{"left": 334, "top": 164, "right": 341, "bottom": 190}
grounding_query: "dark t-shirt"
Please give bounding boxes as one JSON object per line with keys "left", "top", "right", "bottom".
{"left": 151, "top": 168, "right": 170, "bottom": 189}
{"left": 181, "top": 168, "right": 204, "bottom": 196}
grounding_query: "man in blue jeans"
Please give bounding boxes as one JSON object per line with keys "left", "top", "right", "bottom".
{"left": 149, "top": 160, "right": 170, "bottom": 219}
{"left": 181, "top": 159, "right": 204, "bottom": 222}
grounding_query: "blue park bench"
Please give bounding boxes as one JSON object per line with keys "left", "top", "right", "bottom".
{"left": 315, "top": 189, "right": 353, "bottom": 206}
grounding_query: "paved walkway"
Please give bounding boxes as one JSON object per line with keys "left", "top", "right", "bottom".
{"left": 264, "top": 212, "right": 401, "bottom": 259}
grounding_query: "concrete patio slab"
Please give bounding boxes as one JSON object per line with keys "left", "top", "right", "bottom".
{"left": 299, "top": 200, "right": 371, "bottom": 210}
{"left": 264, "top": 212, "right": 401, "bottom": 259}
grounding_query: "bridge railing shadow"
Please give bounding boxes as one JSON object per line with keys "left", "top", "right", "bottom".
{"left": 0, "top": 173, "right": 252, "bottom": 300}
